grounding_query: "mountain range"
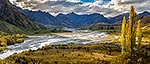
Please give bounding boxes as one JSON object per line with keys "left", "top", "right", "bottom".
{"left": 87, "top": 11, "right": 150, "bottom": 30}
{"left": 109, "top": 11, "right": 150, "bottom": 26}
{"left": 56, "top": 12, "right": 110, "bottom": 28}
{"left": 0, "top": 0, "right": 150, "bottom": 34}
{"left": 109, "top": 11, "right": 150, "bottom": 22}
{"left": 19, "top": 9, "right": 110, "bottom": 28}
{"left": 19, "top": 8, "right": 150, "bottom": 28}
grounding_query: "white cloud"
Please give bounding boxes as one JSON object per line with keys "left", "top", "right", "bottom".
{"left": 112, "top": 0, "right": 121, "bottom": 5}
{"left": 9, "top": 0, "right": 150, "bottom": 17}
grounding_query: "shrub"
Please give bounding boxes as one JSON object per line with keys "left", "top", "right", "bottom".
{"left": 15, "top": 34, "right": 22, "bottom": 38}
{"left": 0, "top": 37, "right": 7, "bottom": 47}
{"left": 21, "top": 34, "right": 27, "bottom": 38}
{"left": 0, "top": 47, "right": 5, "bottom": 51}
{"left": 16, "top": 38, "right": 24, "bottom": 43}
{"left": 3, "top": 36, "right": 16, "bottom": 45}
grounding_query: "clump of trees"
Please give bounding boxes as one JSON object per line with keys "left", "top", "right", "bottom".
{"left": 0, "top": 32, "right": 26, "bottom": 51}
{"left": 120, "top": 6, "right": 143, "bottom": 54}
{"left": 111, "top": 6, "right": 150, "bottom": 64}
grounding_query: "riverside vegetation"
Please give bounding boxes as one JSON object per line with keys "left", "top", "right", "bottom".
{"left": 0, "top": 6, "right": 150, "bottom": 64}
{"left": 0, "top": 31, "right": 27, "bottom": 51}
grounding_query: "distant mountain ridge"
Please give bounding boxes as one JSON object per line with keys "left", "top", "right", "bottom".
{"left": 20, "top": 9, "right": 110, "bottom": 28}
{"left": 16, "top": 5, "right": 150, "bottom": 28}
{"left": 56, "top": 12, "right": 110, "bottom": 28}
{"left": 109, "top": 11, "right": 150, "bottom": 26}
{"left": 109, "top": 11, "right": 150, "bottom": 23}
{"left": 89, "top": 11, "right": 150, "bottom": 30}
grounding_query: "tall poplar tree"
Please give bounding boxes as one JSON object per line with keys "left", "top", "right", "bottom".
{"left": 137, "top": 20, "right": 142, "bottom": 49}
{"left": 121, "top": 16, "right": 127, "bottom": 54}
{"left": 126, "top": 6, "right": 136, "bottom": 53}
{"left": 120, "top": 6, "right": 143, "bottom": 54}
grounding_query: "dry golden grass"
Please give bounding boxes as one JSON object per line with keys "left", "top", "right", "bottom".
{"left": 5, "top": 44, "right": 121, "bottom": 64}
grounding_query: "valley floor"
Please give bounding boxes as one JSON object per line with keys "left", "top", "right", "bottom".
{"left": 2, "top": 43, "right": 120, "bottom": 64}
{"left": 1, "top": 43, "right": 150, "bottom": 64}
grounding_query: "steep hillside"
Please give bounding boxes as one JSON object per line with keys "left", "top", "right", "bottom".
{"left": 22, "top": 10, "right": 62, "bottom": 27}
{"left": 140, "top": 16, "right": 150, "bottom": 25}
{"left": 0, "top": 20, "right": 24, "bottom": 34}
{"left": 0, "top": 0, "right": 41, "bottom": 31}
{"left": 140, "top": 16, "right": 150, "bottom": 35}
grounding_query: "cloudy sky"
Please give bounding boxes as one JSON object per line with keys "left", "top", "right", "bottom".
{"left": 9, "top": 0, "right": 150, "bottom": 17}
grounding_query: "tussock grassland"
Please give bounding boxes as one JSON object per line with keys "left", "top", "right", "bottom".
{"left": 2, "top": 43, "right": 121, "bottom": 64}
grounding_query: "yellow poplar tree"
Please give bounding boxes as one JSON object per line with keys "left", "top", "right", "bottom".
{"left": 126, "top": 6, "right": 136, "bottom": 53}
{"left": 120, "top": 6, "right": 143, "bottom": 54}
{"left": 137, "top": 20, "right": 142, "bottom": 49}
{"left": 121, "top": 16, "right": 127, "bottom": 54}
{"left": 132, "top": 12, "right": 137, "bottom": 47}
